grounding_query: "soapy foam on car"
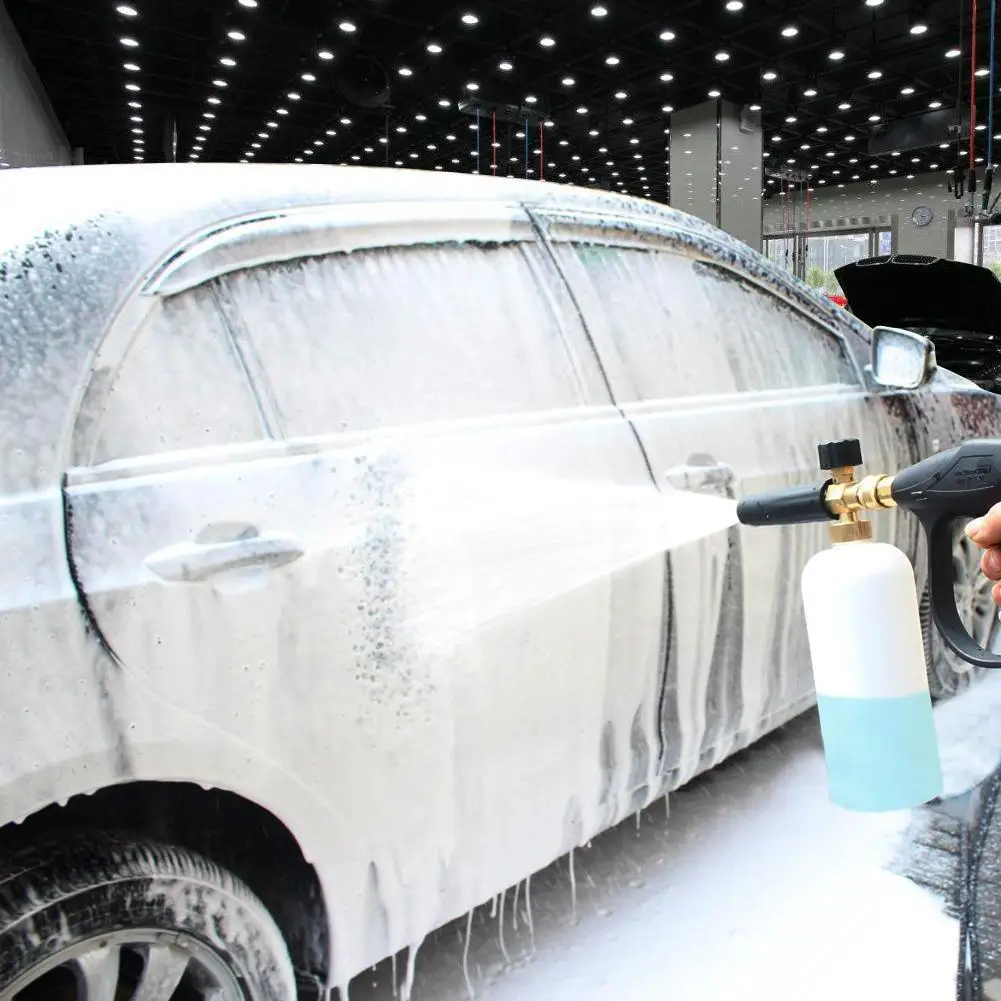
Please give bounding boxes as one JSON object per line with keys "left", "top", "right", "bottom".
{"left": 397, "top": 470, "right": 740, "bottom": 655}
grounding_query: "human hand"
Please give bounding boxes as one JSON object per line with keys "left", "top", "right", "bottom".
{"left": 965, "top": 505, "right": 1001, "bottom": 605}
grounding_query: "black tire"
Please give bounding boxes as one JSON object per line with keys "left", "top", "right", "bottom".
{"left": 923, "top": 517, "right": 998, "bottom": 700}
{"left": 0, "top": 833, "right": 296, "bottom": 1001}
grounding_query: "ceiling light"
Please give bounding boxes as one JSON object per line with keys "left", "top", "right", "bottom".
{"left": 524, "top": 95, "right": 538, "bottom": 104}
{"left": 499, "top": 60, "right": 513, "bottom": 71}
{"left": 749, "top": 103, "right": 761, "bottom": 111}
{"left": 267, "top": 120, "right": 277, "bottom": 128}
{"left": 763, "top": 70, "right": 778, "bottom": 81}
{"left": 804, "top": 87, "right": 818, "bottom": 97}
{"left": 576, "top": 106, "right": 589, "bottom": 115}
{"left": 202, "top": 112, "right": 214, "bottom": 120}
{"left": 207, "top": 96, "right": 221, "bottom": 105}
{"left": 317, "top": 49, "right": 334, "bottom": 60}
{"left": 829, "top": 49, "right": 845, "bottom": 61}
{"left": 708, "top": 89, "right": 721, "bottom": 98}
{"left": 228, "top": 30, "right": 246, "bottom": 42}
{"left": 120, "top": 36, "right": 138, "bottom": 47}
{"left": 539, "top": 35, "right": 556, "bottom": 47}
{"left": 131, "top": 127, "right": 143, "bottom": 135}
{"left": 123, "top": 62, "right": 139, "bottom": 71}
{"left": 660, "top": 29, "right": 676, "bottom": 41}
{"left": 771, "top": 134, "right": 782, "bottom": 142}
{"left": 947, "top": 48, "right": 961, "bottom": 58}
{"left": 125, "top": 82, "right": 140, "bottom": 92}
{"left": 220, "top": 56, "right": 236, "bottom": 67}
{"left": 977, "top": 67, "right": 990, "bottom": 77}
{"left": 785, "top": 115, "right": 798, "bottom": 123}
{"left": 725, "top": 1, "right": 744, "bottom": 11}
{"left": 868, "top": 113, "right": 881, "bottom": 122}
{"left": 116, "top": 4, "right": 138, "bottom": 15}
{"left": 398, "top": 67, "right": 413, "bottom": 77}
{"left": 901, "top": 86, "right": 915, "bottom": 95}
{"left": 561, "top": 75, "right": 575, "bottom": 86}
{"left": 781, "top": 25, "right": 799, "bottom": 37}
{"left": 606, "top": 54, "right": 621, "bottom": 65}
{"left": 715, "top": 50, "right": 730, "bottom": 62}
{"left": 660, "top": 72, "right": 674, "bottom": 82}
{"left": 302, "top": 72, "right": 316, "bottom": 82}
{"left": 287, "top": 91, "right": 301, "bottom": 100}
{"left": 589, "top": 128, "right": 599, "bottom": 136}
{"left": 461, "top": 13, "right": 479, "bottom": 25}
{"left": 868, "top": 69, "right": 883, "bottom": 79}
{"left": 614, "top": 90, "right": 627, "bottom": 99}
{"left": 929, "top": 100, "right": 942, "bottom": 108}
{"left": 213, "top": 78, "right": 228, "bottom": 87}
{"left": 427, "top": 42, "right": 443, "bottom": 54}
{"left": 339, "top": 21, "right": 357, "bottom": 32}
{"left": 128, "top": 100, "right": 141, "bottom": 108}
{"left": 415, "top": 113, "right": 426, "bottom": 121}
{"left": 277, "top": 107, "right": 288, "bottom": 116}
{"left": 662, "top": 104, "right": 674, "bottom": 113}
{"left": 238, "top": 0, "right": 258, "bottom": 7}
{"left": 838, "top": 101, "right": 852, "bottom": 110}
{"left": 910, "top": 22, "right": 928, "bottom": 35}
{"left": 845, "top": 133, "right": 856, "bottom": 141}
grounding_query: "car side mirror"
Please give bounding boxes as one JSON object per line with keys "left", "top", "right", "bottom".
{"left": 870, "top": 326, "right": 937, "bottom": 390}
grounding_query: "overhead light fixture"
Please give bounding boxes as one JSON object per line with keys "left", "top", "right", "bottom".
{"left": 715, "top": 50, "right": 730, "bottom": 62}
{"left": 660, "top": 72, "right": 674, "bottom": 82}
{"left": 869, "top": 113, "right": 881, "bottom": 122}
{"left": 120, "top": 36, "right": 139, "bottom": 47}
{"left": 829, "top": 48, "right": 846, "bottom": 61}
{"left": 499, "top": 60, "right": 513, "bottom": 71}
{"left": 781, "top": 25, "right": 799, "bottom": 37}
{"left": 868, "top": 68, "right": 883, "bottom": 79}
{"left": 461, "top": 12, "right": 479, "bottom": 25}
{"left": 804, "top": 87, "right": 818, "bottom": 97}
{"left": 946, "top": 48, "right": 961, "bottom": 58}
{"left": 929, "top": 100, "right": 942, "bottom": 108}
{"left": 561, "top": 76, "right": 575, "bottom": 86}
{"left": 123, "top": 61, "right": 140, "bottom": 71}
{"left": 977, "top": 67, "right": 990, "bottom": 77}
{"left": 660, "top": 29, "right": 676, "bottom": 41}
{"left": 228, "top": 30, "right": 246, "bottom": 42}
{"left": 606, "top": 54, "right": 621, "bottom": 65}
{"left": 576, "top": 106, "right": 589, "bottom": 114}
{"left": 302, "top": 72, "right": 316, "bottom": 82}
{"left": 237, "top": 0, "right": 257, "bottom": 7}
{"left": 749, "top": 103, "right": 761, "bottom": 111}
{"left": 116, "top": 4, "right": 138, "bottom": 15}
{"left": 276, "top": 106, "right": 288, "bottom": 114}
{"left": 838, "top": 100, "right": 852, "bottom": 110}
{"left": 708, "top": 88, "right": 722, "bottom": 98}
{"left": 339, "top": 21, "right": 357, "bottom": 33}
{"left": 901, "top": 85, "right": 915, "bottom": 95}
{"left": 763, "top": 70, "right": 778, "bottom": 81}
{"left": 864, "top": 0, "right": 884, "bottom": 6}
{"left": 439, "top": 98, "right": 452, "bottom": 106}
{"left": 207, "top": 96, "right": 221, "bottom": 105}
{"left": 220, "top": 56, "right": 236, "bottom": 67}
{"left": 398, "top": 67, "right": 413, "bottom": 76}
{"left": 539, "top": 35, "right": 556, "bottom": 47}
{"left": 317, "top": 49, "right": 334, "bottom": 60}
{"left": 287, "top": 91, "right": 301, "bottom": 100}
{"left": 725, "top": 1, "right": 744, "bottom": 10}
{"left": 415, "top": 113, "right": 426, "bottom": 121}
{"left": 125, "top": 82, "right": 140, "bottom": 92}
{"left": 662, "top": 104, "right": 674, "bottom": 113}
{"left": 845, "top": 133, "right": 856, "bottom": 141}
{"left": 213, "top": 78, "right": 228, "bottom": 87}
{"left": 910, "top": 22, "right": 928, "bottom": 35}
{"left": 427, "top": 42, "right": 443, "bottom": 54}
{"left": 614, "top": 90, "right": 627, "bottom": 100}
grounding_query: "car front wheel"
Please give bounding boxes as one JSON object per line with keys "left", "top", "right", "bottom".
{"left": 0, "top": 834, "right": 296, "bottom": 1001}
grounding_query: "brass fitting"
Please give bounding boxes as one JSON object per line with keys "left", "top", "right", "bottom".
{"left": 822, "top": 467, "right": 896, "bottom": 544}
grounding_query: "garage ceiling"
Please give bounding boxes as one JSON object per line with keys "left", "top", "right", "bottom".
{"left": 4, "top": 0, "right": 997, "bottom": 201}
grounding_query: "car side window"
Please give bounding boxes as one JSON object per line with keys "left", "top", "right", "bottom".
{"left": 87, "top": 286, "right": 267, "bottom": 466}
{"left": 210, "top": 240, "right": 589, "bottom": 437}
{"left": 552, "top": 241, "right": 858, "bottom": 400}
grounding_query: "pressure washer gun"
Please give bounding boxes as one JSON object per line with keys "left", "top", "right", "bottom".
{"left": 737, "top": 437, "right": 1001, "bottom": 813}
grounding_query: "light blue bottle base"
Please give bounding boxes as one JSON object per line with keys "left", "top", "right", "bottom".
{"left": 816, "top": 691, "right": 943, "bottom": 812}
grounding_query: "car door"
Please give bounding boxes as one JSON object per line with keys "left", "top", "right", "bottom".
{"left": 63, "top": 199, "right": 670, "bottom": 972}
{"left": 532, "top": 208, "right": 915, "bottom": 790}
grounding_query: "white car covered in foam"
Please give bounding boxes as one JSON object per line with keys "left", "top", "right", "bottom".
{"left": 0, "top": 163, "right": 996, "bottom": 1001}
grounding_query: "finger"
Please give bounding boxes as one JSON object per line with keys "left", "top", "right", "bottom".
{"left": 993, "top": 581, "right": 1001, "bottom": 607}
{"left": 967, "top": 502, "right": 1001, "bottom": 546}
{"left": 983, "top": 548, "right": 1001, "bottom": 581}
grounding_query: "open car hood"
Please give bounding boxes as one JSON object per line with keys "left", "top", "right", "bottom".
{"left": 835, "top": 255, "right": 1001, "bottom": 390}
{"left": 835, "top": 255, "right": 1001, "bottom": 336}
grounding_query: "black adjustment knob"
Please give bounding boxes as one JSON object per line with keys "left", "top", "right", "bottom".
{"left": 817, "top": 438, "right": 863, "bottom": 471}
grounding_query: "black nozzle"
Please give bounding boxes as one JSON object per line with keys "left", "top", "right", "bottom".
{"left": 736, "top": 482, "right": 836, "bottom": 527}
{"left": 818, "top": 438, "right": 862, "bottom": 471}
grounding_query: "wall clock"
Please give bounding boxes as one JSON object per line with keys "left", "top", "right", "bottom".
{"left": 911, "top": 205, "right": 934, "bottom": 227}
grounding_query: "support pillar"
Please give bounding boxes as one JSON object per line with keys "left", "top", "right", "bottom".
{"left": 669, "top": 99, "right": 763, "bottom": 252}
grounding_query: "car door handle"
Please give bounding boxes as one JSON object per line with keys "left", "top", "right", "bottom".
{"left": 663, "top": 454, "right": 735, "bottom": 495}
{"left": 143, "top": 531, "right": 304, "bottom": 584}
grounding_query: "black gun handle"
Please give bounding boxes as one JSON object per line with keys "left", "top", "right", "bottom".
{"left": 926, "top": 512, "right": 1001, "bottom": 669}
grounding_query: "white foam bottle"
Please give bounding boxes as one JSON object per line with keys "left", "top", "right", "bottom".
{"left": 800, "top": 441, "right": 942, "bottom": 813}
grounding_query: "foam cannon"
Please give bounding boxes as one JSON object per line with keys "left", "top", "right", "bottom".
{"left": 737, "top": 438, "right": 1001, "bottom": 813}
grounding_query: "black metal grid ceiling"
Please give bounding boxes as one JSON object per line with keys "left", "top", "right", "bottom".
{"left": 4, "top": 0, "right": 999, "bottom": 201}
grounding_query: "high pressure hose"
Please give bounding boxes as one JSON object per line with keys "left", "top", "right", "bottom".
{"left": 970, "top": 0, "right": 979, "bottom": 196}
{"left": 986, "top": 0, "right": 998, "bottom": 211}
